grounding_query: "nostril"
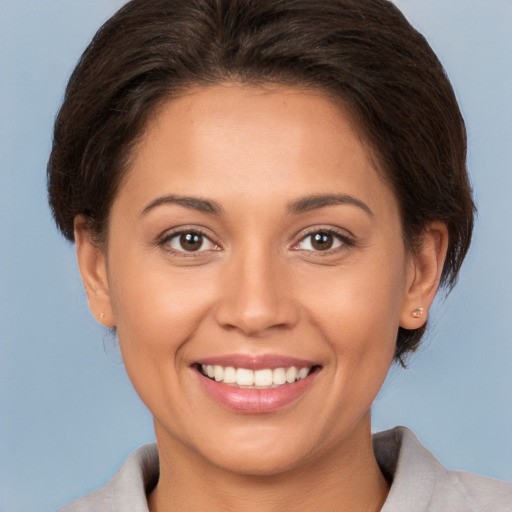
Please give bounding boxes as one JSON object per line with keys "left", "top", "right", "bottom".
{"left": 214, "top": 298, "right": 299, "bottom": 336}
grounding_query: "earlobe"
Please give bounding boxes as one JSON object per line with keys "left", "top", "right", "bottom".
{"left": 400, "top": 222, "right": 448, "bottom": 330}
{"left": 74, "top": 216, "right": 115, "bottom": 327}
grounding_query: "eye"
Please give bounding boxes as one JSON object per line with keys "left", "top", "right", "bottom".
{"left": 295, "top": 230, "right": 349, "bottom": 252}
{"left": 164, "top": 231, "right": 217, "bottom": 253}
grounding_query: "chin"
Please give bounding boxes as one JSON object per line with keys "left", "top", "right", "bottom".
{"left": 204, "top": 445, "right": 311, "bottom": 478}
{"left": 189, "top": 422, "right": 327, "bottom": 478}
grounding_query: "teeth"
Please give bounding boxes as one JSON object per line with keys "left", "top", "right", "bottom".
{"left": 236, "top": 368, "right": 254, "bottom": 386}
{"left": 200, "top": 364, "right": 312, "bottom": 388}
{"left": 223, "top": 366, "right": 236, "bottom": 384}
{"left": 214, "top": 365, "right": 224, "bottom": 382}
{"left": 286, "top": 367, "right": 298, "bottom": 383}
{"left": 297, "top": 367, "right": 309, "bottom": 380}
{"left": 273, "top": 368, "right": 287, "bottom": 385}
{"left": 254, "top": 369, "right": 273, "bottom": 386}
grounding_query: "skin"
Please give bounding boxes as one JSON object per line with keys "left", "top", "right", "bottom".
{"left": 75, "top": 83, "right": 448, "bottom": 512}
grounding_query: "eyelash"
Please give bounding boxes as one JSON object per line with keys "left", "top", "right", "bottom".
{"left": 158, "top": 226, "right": 355, "bottom": 257}
{"left": 158, "top": 227, "right": 219, "bottom": 257}
{"left": 292, "top": 227, "right": 355, "bottom": 255}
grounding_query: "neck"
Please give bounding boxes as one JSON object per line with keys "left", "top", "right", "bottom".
{"left": 148, "top": 415, "right": 389, "bottom": 512}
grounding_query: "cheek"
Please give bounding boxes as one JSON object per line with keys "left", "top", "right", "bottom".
{"left": 106, "top": 262, "right": 222, "bottom": 420}
{"left": 108, "top": 257, "right": 218, "bottom": 361}
{"left": 302, "top": 251, "right": 406, "bottom": 373}
{"left": 309, "top": 258, "right": 404, "bottom": 331}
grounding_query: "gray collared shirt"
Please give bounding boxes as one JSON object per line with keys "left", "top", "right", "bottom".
{"left": 58, "top": 427, "right": 512, "bottom": 511}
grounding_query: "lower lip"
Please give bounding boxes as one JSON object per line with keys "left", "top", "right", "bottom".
{"left": 195, "top": 370, "right": 317, "bottom": 414}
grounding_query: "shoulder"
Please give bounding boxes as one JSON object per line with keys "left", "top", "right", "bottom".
{"left": 57, "top": 444, "right": 158, "bottom": 512}
{"left": 374, "top": 426, "right": 512, "bottom": 512}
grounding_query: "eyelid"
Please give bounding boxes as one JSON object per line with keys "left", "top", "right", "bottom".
{"left": 156, "top": 224, "right": 355, "bottom": 257}
{"left": 158, "top": 226, "right": 221, "bottom": 255}
{"left": 291, "top": 226, "right": 356, "bottom": 253}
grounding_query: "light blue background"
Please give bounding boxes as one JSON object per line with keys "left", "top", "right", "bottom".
{"left": 1, "top": 1, "right": 511, "bottom": 510}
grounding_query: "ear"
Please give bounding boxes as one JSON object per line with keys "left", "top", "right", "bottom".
{"left": 400, "top": 222, "right": 449, "bottom": 330}
{"left": 74, "top": 216, "right": 115, "bottom": 327}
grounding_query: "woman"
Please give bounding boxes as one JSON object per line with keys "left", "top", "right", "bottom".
{"left": 47, "top": 0, "right": 512, "bottom": 510}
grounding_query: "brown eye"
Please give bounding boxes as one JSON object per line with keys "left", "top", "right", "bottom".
{"left": 165, "top": 231, "right": 217, "bottom": 253}
{"left": 311, "top": 232, "right": 334, "bottom": 251}
{"left": 296, "top": 230, "right": 346, "bottom": 252}
{"left": 179, "top": 232, "right": 204, "bottom": 251}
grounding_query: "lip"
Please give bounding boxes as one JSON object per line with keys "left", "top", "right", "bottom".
{"left": 192, "top": 354, "right": 320, "bottom": 414}
{"left": 195, "top": 354, "right": 317, "bottom": 370}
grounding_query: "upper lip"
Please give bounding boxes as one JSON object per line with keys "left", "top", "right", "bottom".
{"left": 194, "top": 354, "right": 319, "bottom": 370}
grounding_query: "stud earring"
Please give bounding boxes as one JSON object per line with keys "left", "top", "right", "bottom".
{"left": 412, "top": 307, "right": 425, "bottom": 318}
{"left": 99, "top": 312, "right": 105, "bottom": 319}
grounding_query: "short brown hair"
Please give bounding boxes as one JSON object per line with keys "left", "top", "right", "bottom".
{"left": 47, "top": 0, "right": 475, "bottom": 361}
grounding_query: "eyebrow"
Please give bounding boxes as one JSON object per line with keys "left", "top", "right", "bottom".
{"left": 141, "top": 195, "right": 224, "bottom": 216}
{"left": 288, "top": 194, "right": 374, "bottom": 217}
{"left": 141, "top": 193, "right": 373, "bottom": 218}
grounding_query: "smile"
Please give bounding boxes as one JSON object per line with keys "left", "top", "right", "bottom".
{"left": 200, "top": 364, "right": 312, "bottom": 388}
{"left": 194, "top": 357, "right": 321, "bottom": 413}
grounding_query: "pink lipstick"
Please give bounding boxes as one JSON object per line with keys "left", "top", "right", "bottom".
{"left": 193, "top": 355, "right": 320, "bottom": 413}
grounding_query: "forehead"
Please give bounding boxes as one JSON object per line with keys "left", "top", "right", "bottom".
{"left": 119, "top": 83, "right": 397, "bottom": 219}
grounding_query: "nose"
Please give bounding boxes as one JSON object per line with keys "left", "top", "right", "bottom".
{"left": 213, "top": 247, "right": 299, "bottom": 337}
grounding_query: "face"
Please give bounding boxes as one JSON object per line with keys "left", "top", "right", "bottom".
{"left": 79, "top": 84, "right": 430, "bottom": 476}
